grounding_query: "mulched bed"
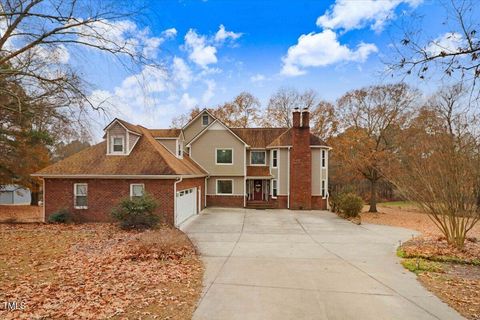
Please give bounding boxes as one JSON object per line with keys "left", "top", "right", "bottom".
{"left": 0, "top": 223, "right": 203, "bottom": 319}
{"left": 400, "top": 237, "right": 480, "bottom": 320}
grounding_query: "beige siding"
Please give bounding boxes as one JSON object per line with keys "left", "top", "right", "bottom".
{"left": 207, "top": 176, "right": 245, "bottom": 195}
{"left": 190, "top": 128, "right": 245, "bottom": 175}
{"left": 278, "top": 148, "right": 289, "bottom": 195}
{"left": 311, "top": 148, "right": 321, "bottom": 195}
{"left": 107, "top": 122, "right": 127, "bottom": 154}
{"left": 128, "top": 132, "right": 140, "bottom": 152}
{"left": 157, "top": 138, "right": 177, "bottom": 154}
{"left": 184, "top": 111, "right": 214, "bottom": 144}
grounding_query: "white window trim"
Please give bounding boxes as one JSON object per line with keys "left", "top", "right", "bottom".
{"left": 271, "top": 149, "right": 278, "bottom": 168}
{"left": 130, "top": 183, "right": 145, "bottom": 199}
{"left": 250, "top": 150, "right": 266, "bottom": 166}
{"left": 176, "top": 139, "right": 183, "bottom": 159}
{"left": 321, "top": 149, "right": 326, "bottom": 168}
{"left": 321, "top": 179, "right": 327, "bottom": 199}
{"left": 74, "top": 183, "right": 88, "bottom": 209}
{"left": 216, "top": 179, "right": 234, "bottom": 195}
{"left": 110, "top": 135, "right": 125, "bottom": 155}
{"left": 215, "top": 148, "right": 234, "bottom": 165}
{"left": 272, "top": 179, "right": 278, "bottom": 199}
{"left": 202, "top": 114, "right": 209, "bottom": 126}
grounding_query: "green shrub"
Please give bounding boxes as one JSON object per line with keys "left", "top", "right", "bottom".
{"left": 111, "top": 194, "right": 160, "bottom": 230}
{"left": 48, "top": 209, "right": 71, "bottom": 223}
{"left": 338, "top": 193, "right": 363, "bottom": 217}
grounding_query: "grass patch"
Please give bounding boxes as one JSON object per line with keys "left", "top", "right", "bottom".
{"left": 401, "top": 258, "right": 444, "bottom": 274}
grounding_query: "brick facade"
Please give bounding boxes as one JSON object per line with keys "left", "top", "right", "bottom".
{"left": 311, "top": 196, "right": 328, "bottom": 210}
{"left": 207, "top": 195, "right": 244, "bottom": 207}
{"left": 44, "top": 177, "right": 204, "bottom": 225}
{"left": 289, "top": 109, "right": 312, "bottom": 210}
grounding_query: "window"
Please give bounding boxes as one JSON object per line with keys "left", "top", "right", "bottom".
{"left": 321, "top": 180, "right": 326, "bottom": 198}
{"left": 112, "top": 136, "right": 124, "bottom": 153}
{"left": 272, "top": 149, "right": 278, "bottom": 168}
{"left": 130, "top": 184, "right": 144, "bottom": 199}
{"left": 177, "top": 140, "right": 183, "bottom": 158}
{"left": 251, "top": 151, "right": 266, "bottom": 165}
{"left": 216, "top": 148, "right": 233, "bottom": 164}
{"left": 74, "top": 183, "right": 88, "bottom": 209}
{"left": 202, "top": 114, "right": 209, "bottom": 126}
{"left": 217, "top": 180, "right": 233, "bottom": 194}
{"left": 272, "top": 179, "right": 278, "bottom": 198}
{"left": 321, "top": 150, "right": 326, "bottom": 168}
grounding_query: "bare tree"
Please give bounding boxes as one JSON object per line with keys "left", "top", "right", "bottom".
{"left": 263, "top": 88, "right": 316, "bottom": 127}
{"left": 0, "top": 0, "right": 154, "bottom": 113}
{"left": 389, "top": 0, "right": 480, "bottom": 93}
{"left": 310, "top": 100, "right": 338, "bottom": 141}
{"left": 388, "top": 86, "right": 480, "bottom": 247}
{"left": 332, "top": 83, "right": 417, "bottom": 212}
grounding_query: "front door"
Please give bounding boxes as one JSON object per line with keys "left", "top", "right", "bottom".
{"left": 253, "top": 180, "right": 263, "bottom": 200}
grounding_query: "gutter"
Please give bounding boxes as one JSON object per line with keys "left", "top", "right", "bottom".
{"left": 173, "top": 176, "right": 183, "bottom": 226}
{"left": 31, "top": 174, "right": 207, "bottom": 179}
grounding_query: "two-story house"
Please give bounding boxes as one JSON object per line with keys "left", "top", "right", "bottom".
{"left": 33, "top": 108, "right": 330, "bottom": 226}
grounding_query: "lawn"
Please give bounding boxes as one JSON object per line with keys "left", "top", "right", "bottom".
{"left": 0, "top": 223, "right": 203, "bottom": 319}
{"left": 362, "top": 204, "right": 480, "bottom": 320}
{"left": 0, "top": 205, "right": 43, "bottom": 223}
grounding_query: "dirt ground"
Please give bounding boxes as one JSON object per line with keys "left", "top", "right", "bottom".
{"left": 362, "top": 203, "right": 480, "bottom": 320}
{"left": 0, "top": 223, "right": 203, "bottom": 319}
{"left": 0, "top": 205, "right": 43, "bottom": 223}
{"left": 361, "top": 204, "right": 480, "bottom": 238}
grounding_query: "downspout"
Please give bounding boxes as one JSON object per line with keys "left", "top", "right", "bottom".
{"left": 205, "top": 176, "right": 208, "bottom": 208}
{"left": 174, "top": 176, "right": 183, "bottom": 226}
{"left": 42, "top": 178, "right": 46, "bottom": 223}
{"left": 287, "top": 146, "right": 291, "bottom": 209}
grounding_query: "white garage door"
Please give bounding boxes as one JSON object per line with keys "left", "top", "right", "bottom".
{"left": 175, "top": 187, "right": 197, "bottom": 226}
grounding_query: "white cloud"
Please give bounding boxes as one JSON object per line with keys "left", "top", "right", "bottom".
{"left": 184, "top": 29, "right": 218, "bottom": 68}
{"left": 162, "top": 28, "right": 178, "bottom": 39}
{"left": 281, "top": 29, "right": 378, "bottom": 76}
{"left": 215, "top": 24, "right": 242, "bottom": 43}
{"left": 172, "top": 57, "right": 193, "bottom": 89}
{"left": 250, "top": 74, "right": 266, "bottom": 82}
{"left": 425, "top": 32, "right": 465, "bottom": 56}
{"left": 75, "top": 19, "right": 166, "bottom": 59}
{"left": 179, "top": 93, "right": 197, "bottom": 109}
{"left": 202, "top": 79, "right": 216, "bottom": 103}
{"left": 317, "top": 0, "right": 422, "bottom": 32}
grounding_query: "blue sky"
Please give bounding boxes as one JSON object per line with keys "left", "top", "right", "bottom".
{"left": 79, "top": 0, "right": 459, "bottom": 139}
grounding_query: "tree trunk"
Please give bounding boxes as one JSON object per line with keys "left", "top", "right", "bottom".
{"left": 369, "top": 179, "right": 378, "bottom": 213}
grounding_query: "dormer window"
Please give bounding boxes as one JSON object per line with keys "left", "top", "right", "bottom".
{"left": 202, "top": 115, "right": 209, "bottom": 126}
{"left": 111, "top": 136, "right": 125, "bottom": 154}
{"left": 177, "top": 140, "right": 183, "bottom": 158}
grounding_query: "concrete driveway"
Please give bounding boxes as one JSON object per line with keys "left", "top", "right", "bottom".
{"left": 182, "top": 208, "right": 463, "bottom": 320}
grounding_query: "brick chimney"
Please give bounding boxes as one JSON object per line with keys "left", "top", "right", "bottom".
{"left": 289, "top": 108, "right": 312, "bottom": 210}
{"left": 292, "top": 107, "right": 301, "bottom": 127}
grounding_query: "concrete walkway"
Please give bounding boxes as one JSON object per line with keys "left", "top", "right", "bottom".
{"left": 182, "top": 208, "right": 463, "bottom": 320}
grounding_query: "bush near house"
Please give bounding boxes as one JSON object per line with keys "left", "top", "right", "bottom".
{"left": 330, "top": 192, "right": 363, "bottom": 218}
{"left": 47, "top": 208, "right": 71, "bottom": 223}
{"left": 111, "top": 194, "right": 160, "bottom": 230}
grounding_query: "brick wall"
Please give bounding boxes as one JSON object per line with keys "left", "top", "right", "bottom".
{"left": 44, "top": 178, "right": 175, "bottom": 224}
{"left": 275, "top": 196, "right": 288, "bottom": 209}
{"left": 311, "top": 196, "right": 327, "bottom": 210}
{"left": 207, "top": 195, "right": 244, "bottom": 207}
{"left": 289, "top": 110, "right": 312, "bottom": 210}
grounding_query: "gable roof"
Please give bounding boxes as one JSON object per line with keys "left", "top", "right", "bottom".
{"left": 182, "top": 108, "right": 216, "bottom": 130}
{"left": 104, "top": 118, "right": 142, "bottom": 135}
{"left": 186, "top": 119, "right": 249, "bottom": 147}
{"left": 267, "top": 128, "right": 328, "bottom": 148}
{"left": 34, "top": 126, "right": 206, "bottom": 177}
{"left": 149, "top": 129, "right": 181, "bottom": 138}
{"left": 230, "top": 128, "right": 288, "bottom": 148}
